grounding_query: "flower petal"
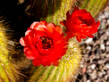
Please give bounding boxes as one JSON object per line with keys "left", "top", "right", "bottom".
{"left": 24, "top": 47, "right": 39, "bottom": 59}
{"left": 30, "top": 22, "right": 37, "bottom": 29}
{"left": 47, "top": 23, "right": 54, "bottom": 33}
{"left": 76, "top": 35, "right": 81, "bottom": 42}
{"left": 25, "top": 30, "right": 31, "bottom": 36}
{"left": 36, "top": 25, "right": 46, "bottom": 31}
{"left": 55, "top": 26, "right": 62, "bottom": 34}
{"left": 20, "top": 37, "right": 26, "bottom": 46}
{"left": 53, "top": 60, "right": 59, "bottom": 66}
{"left": 60, "top": 20, "right": 66, "bottom": 26}
{"left": 33, "top": 59, "right": 41, "bottom": 66}
{"left": 73, "top": 7, "right": 79, "bottom": 12}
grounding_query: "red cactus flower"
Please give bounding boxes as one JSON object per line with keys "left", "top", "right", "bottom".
{"left": 60, "top": 7, "right": 100, "bottom": 42}
{"left": 20, "top": 21, "right": 68, "bottom": 66}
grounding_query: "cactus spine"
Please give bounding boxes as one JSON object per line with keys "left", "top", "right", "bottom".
{"left": 81, "top": 0, "right": 108, "bottom": 17}
{"left": 0, "top": 20, "right": 19, "bottom": 82}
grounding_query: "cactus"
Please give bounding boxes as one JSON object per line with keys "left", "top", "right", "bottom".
{"left": 0, "top": 20, "right": 19, "bottom": 82}
{"left": 42, "top": 0, "right": 78, "bottom": 24}
{"left": 81, "top": 0, "right": 108, "bottom": 17}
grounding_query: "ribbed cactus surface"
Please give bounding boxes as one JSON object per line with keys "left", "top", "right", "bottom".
{"left": 43, "top": 0, "right": 77, "bottom": 24}
{"left": 81, "top": 0, "right": 108, "bottom": 17}
{"left": 0, "top": 21, "right": 19, "bottom": 82}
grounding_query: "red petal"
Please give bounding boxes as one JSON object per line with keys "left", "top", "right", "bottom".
{"left": 36, "top": 25, "right": 46, "bottom": 31}
{"left": 40, "top": 20, "right": 47, "bottom": 25}
{"left": 30, "top": 22, "right": 37, "bottom": 29}
{"left": 81, "top": 35, "right": 87, "bottom": 39}
{"left": 60, "top": 21, "right": 66, "bottom": 26}
{"left": 47, "top": 23, "right": 54, "bottom": 33}
{"left": 55, "top": 26, "right": 62, "bottom": 34}
{"left": 66, "top": 11, "right": 71, "bottom": 19}
{"left": 26, "top": 35, "right": 33, "bottom": 46}
{"left": 76, "top": 35, "right": 81, "bottom": 42}
{"left": 73, "top": 7, "right": 79, "bottom": 12}
{"left": 96, "top": 21, "right": 100, "bottom": 27}
{"left": 87, "top": 35, "right": 94, "bottom": 38}
{"left": 25, "top": 30, "right": 31, "bottom": 36}
{"left": 33, "top": 59, "right": 41, "bottom": 66}
{"left": 53, "top": 61, "right": 59, "bottom": 66}
{"left": 20, "top": 37, "right": 26, "bottom": 46}
{"left": 24, "top": 47, "right": 39, "bottom": 59}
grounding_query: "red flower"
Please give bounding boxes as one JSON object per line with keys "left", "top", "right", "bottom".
{"left": 60, "top": 7, "right": 100, "bottom": 42}
{"left": 20, "top": 21, "right": 67, "bottom": 66}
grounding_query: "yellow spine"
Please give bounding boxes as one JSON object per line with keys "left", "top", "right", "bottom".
{"left": 0, "top": 21, "right": 19, "bottom": 82}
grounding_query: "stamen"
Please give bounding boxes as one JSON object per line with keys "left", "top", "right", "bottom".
{"left": 40, "top": 36, "right": 53, "bottom": 49}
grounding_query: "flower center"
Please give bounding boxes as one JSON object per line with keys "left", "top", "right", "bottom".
{"left": 79, "top": 17, "right": 90, "bottom": 26}
{"left": 40, "top": 36, "right": 53, "bottom": 49}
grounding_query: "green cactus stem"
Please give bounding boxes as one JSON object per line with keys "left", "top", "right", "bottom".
{"left": 43, "top": 0, "right": 77, "bottom": 24}
{"left": 0, "top": 20, "right": 19, "bottom": 82}
{"left": 81, "top": 0, "right": 108, "bottom": 17}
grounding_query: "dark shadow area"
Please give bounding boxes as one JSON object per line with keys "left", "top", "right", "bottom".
{"left": 22, "top": 0, "right": 62, "bottom": 21}
{"left": 0, "top": 0, "right": 62, "bottom": 39}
